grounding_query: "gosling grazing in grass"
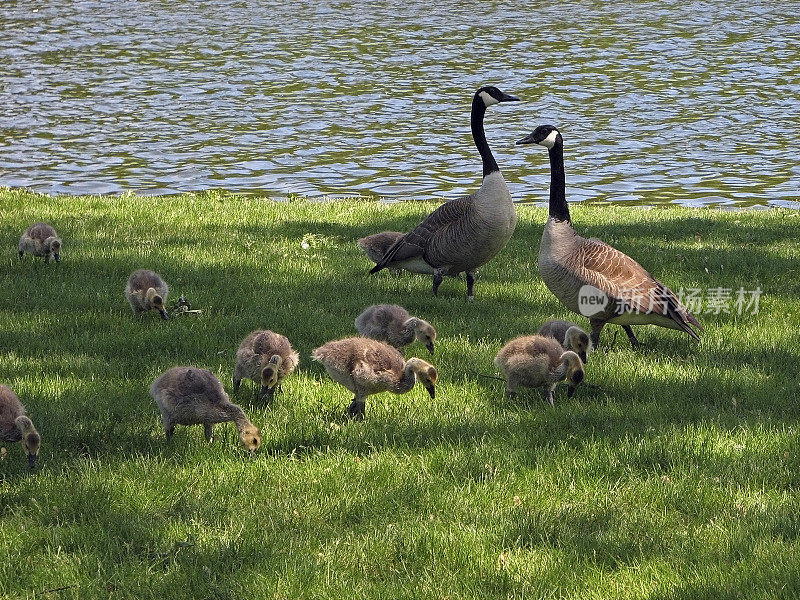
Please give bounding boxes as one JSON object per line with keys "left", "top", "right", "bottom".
{"left": 18, "top": 222, "right": 62, "bottom": 263}
{"left": 355, "top": 304, "right": 436, "bottom": 354}
{"left": 369, "top": 86, "right": 520, "bottom": 300}
{"left": 358, "top": 232, "right": 405, "bottom": 275}
{"left": 517, "top": 125, "right": 701, "bottom": 347}
{"left": 494, "top": 335, "right": 584, "bottom": 407}
{"left": 312, "top": 337, "right": 438, "bottom": 420}
{"left": 125, "top": 269, "right": 169, "bottom": 320}
{"left": 150, "top": 366, "right": 261, "bottom": 452}
{"left": 233, "top": 330, "right": 299, "bottom": 403}
{"left": 0, "top": 385, "right": 41, "bottom": 468}
{"left": 537, "top": 319, "right": 593, "bottom": 363}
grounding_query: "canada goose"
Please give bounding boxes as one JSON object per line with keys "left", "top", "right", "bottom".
{"left": 537, "top": 319, "right": 593, "bottom": 363}
{"left": 0, "top": 385, "right": 41, "bottom": 468}
{"left": 311, "top": 337, "right": 438, "bottom": 420}
{"left": 517, "top": 125, "right": 702, "bottom": 347}
{"left": 125, "top": 269, "right": 169, "bottom": 320}
{"left": 233, "top": 330, "right": 299, "bottom": 402}
{"left": 494, "top": 335, "right": 584, "bottom": 406}
{"left": 18, "top": 222, "right": 62, "bottom": 263}
{"left": 355, "top": 304, "right": 436, "bottom": 354}
{"left": 358, "top": 232, "right": 405, "bottom": 275}
{"left": 150, "top": 366, "right": 261, "bottom": 452}
{"left": 369, "top": 86, "right": 520, "bottom": 300}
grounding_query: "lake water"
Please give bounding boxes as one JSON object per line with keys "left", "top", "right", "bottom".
{"left": 1, "top": 0, "right": 798, "bottom": 208}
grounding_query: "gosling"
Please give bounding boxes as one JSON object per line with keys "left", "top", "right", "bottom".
{"left": 358, "top": 232, "right": 405, "bottom": 275}
{"left": 537, "top": 319, "right": 593, "bottom": 363}
{"left": 0, "top": 385, "right": 41, "bottom": 468}
{"left": 494, "top": 335, "right": 584, "bottom": 407}
{"left": 18, "top": 222, "right": 62, "bottom": 263}
{"left": 233, "top": 330, "right": 299, "bottom": 403}
{"left": 312, "top": 337, "right": 438, "bottom": 420}
{"left": 150, "top": 366, "right": 261, "bottom": 452}
{"left": 125, "top": 269, "right": 169, "bottom": 320}
{"left": 355, "top": 304, "right": 436, "bottom": 354}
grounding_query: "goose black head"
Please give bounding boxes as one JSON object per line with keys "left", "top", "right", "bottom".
{"left": 475, "top": 86, "right": 520, "bottom": 107}
{"left": 517, "top": 124, "right": 562, "bottom": 149}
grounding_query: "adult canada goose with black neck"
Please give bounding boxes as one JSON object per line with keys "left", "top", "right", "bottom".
{"left": 517, "top": 125, "right": 702, "bottom": 347}
{"left": 369, "top": 86, "right": 520, "bottom": 300}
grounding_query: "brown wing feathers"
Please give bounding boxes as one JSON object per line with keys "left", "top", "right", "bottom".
{"left": 581, "top": 239, "right": 701, "bottom": 340}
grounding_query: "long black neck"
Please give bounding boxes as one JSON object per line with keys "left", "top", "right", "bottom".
{"left": 471, "top": 95, "right": 499, "bottom": 178}
{"left": 548, "top": 139, "right": 570, "bottom": 222}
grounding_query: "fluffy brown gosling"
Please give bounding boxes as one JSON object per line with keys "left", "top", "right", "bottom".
{"left": 125, "top": 269, "right": 169, "bottom": 320}
{"left": 355, "top": 304, "right": 436, "bottom": 354}
{"left": 312, "top": 337, "right": 438, "bottom": 420}
{"left": 150, "top": 366, "right": 261, "bottom": 452}
{"left": 494, "top": 335, "right": 584, "bottom": 407}
{"left": 358, "top": 232, "right": 405, "bottom": 275}
{"left": 18, "top": 222, "right": 62, "bottom": 263}
{"left": 233, "top": 330, "right": 299, "bottom": 403}
{"left": 537, "top": 319, "right": 593, "bottom": 363}
{"left": 0, "top": 385, "right": 41, "bottom": 468}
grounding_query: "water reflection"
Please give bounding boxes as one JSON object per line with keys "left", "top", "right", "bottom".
{"left": 0, "top": 0, "right": 797, "bottom": 208}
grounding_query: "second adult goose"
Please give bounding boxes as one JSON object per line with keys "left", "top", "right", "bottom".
{"left": 369, "top": 86, "right": 520, "bottom": 300}
{"left": 517, "top": 125, "right": 702, "bottom": 347}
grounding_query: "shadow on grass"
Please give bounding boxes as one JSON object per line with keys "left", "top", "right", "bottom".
{"left": 2, "top": 204, "right": 799, "bottom": 472}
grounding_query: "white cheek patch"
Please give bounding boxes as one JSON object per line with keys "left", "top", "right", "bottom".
{"left": 539, "top": 130, "right": 559, "bottom": 149}
{"left": 479, "top": 91, "right": 499, "bottom": 107}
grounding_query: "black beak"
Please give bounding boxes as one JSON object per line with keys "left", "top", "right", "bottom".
{"left": 426, "top": 342, "right": 434, "bottom": 355}
{"left": 54, "top": 253, "right": 61, "bottom": 262}
{"left": 426, "top": 385, "right": 435, "bottom": 399}
{"left": 28, "top": 454, "right": 37, "bottom": 469}
{"left": 516, "top": 132, "right": 538, "bottom": 145}
{"left": 159, "top": 309, "right": 169, "bottom": 320}
{"left": 579, "top": 352, "right": 588, "bottom": 364}
{"left": 500, "top": 92, "right": 520, "bottom": 102}
{"left": 567, "top": 385, "right": 577, "bottom": 398}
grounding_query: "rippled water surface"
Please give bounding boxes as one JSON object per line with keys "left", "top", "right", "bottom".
{"left": 1, "top": 0, "right": 798, "bottom": 207}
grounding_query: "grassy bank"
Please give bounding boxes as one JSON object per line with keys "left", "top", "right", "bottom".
{"left": 1, "top": 188, "right": 799, "bottom": 599}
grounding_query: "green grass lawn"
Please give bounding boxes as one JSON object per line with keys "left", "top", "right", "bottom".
{"left": 1, "top": 188, "right": 799, "bottom": 599}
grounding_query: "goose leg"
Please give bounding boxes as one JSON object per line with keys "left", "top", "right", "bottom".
{"left": 233, "top": 377, "right": 241, "bottom": 393}
{"left": 432, "top": 269, "right": 444, "bottom": 296}
{"left": 589, "top": 319, "right": 605, "bottom": 347}
{"left": 621, "top": 325, "right": 642, "bottom": 348}
{"left": 466, "top": 271, "right": 477, "bottom": 301}
{"left": 347, "top": 398, "right": 366, "bottom": 420}
{"left": 165, "top": 426, "right": 175, "bottom": 441}
{"left": 204, "top": 424, "right": 214, "bottom": 444}
{"left": 18, "top": 250, "right": 23, "bottom": 259}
